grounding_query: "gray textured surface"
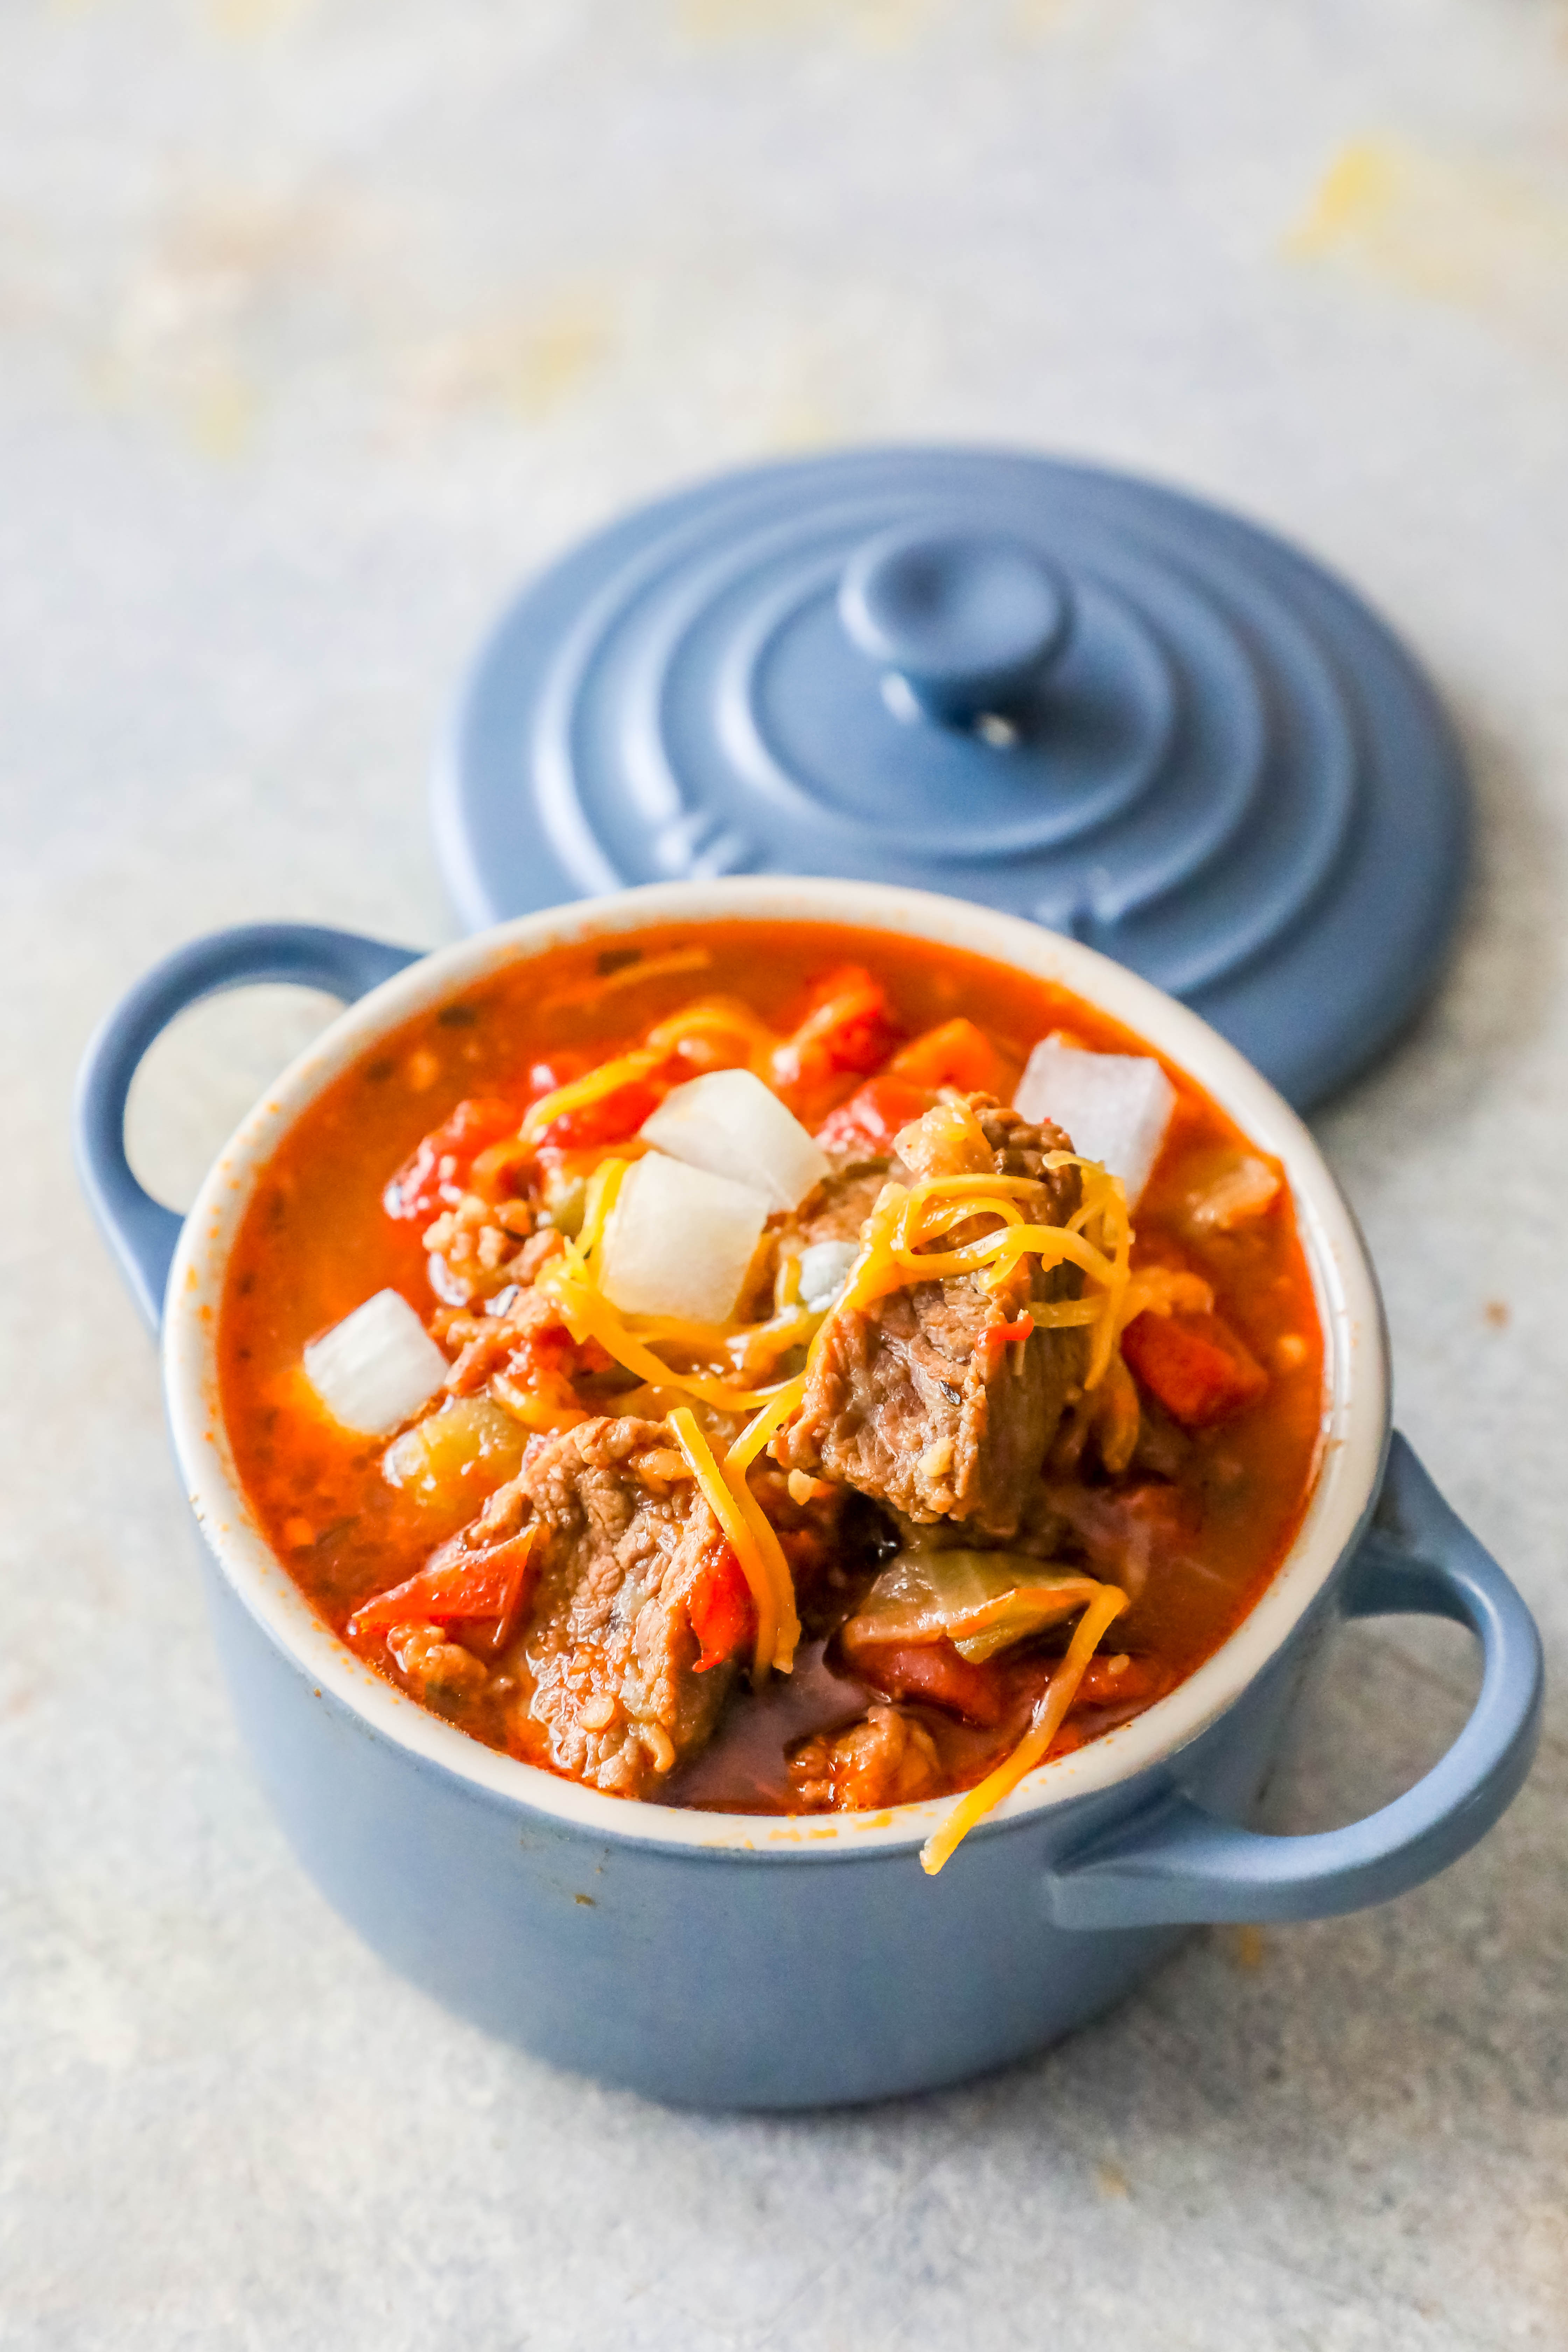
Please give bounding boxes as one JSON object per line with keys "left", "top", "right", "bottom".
{"left": 4, "top": 2, "right": 1567, "bottom": 2344}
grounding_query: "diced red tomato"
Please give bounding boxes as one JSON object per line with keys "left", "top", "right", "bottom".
{"left": 1069, "top": 1652, "right": 1171, "bottom": 1709}
{"left": 487, "top": 1316, "right": 612, "bottom": 1417}
{"left": 520, "top": 1318, "right": 615, "bottom": 1389}
{"left": 513, "top": 1050, "right": 666, "bottom": 1152}
{"left": 775, "top": 965, "right": 902, "bottom": 1089}
{"left": 813, "top": 1074, "right": 935, "bottom": 1157}
{"left": 384, "top": 1097, "right": 523, "bottom": 1221}
{"left": 350, "top": 1526, "right": 538, "bottom": 1638}
{"left": 1121, "top": 1308, "right": 1269, "bottom": 1429}
{"left": 530, "top": 1078, "right": 662, "bottom": 1152}
{"left": 852, "top": 1638, "right": 1006, "bottom": 1726}
{"left": 891, "top": 1017, "right": 1006, "bottom": 1094}
{"left": 687, "top": 1546, "right": 756, "bottom": 1672}
{"left": 982, "top": 1314, "right": 1034, "bottom": 1371}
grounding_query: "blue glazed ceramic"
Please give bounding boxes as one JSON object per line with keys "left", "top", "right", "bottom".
{"left": 75, "top": 881, "right": 1540, "bottom": 2109}
{"left": 435, "top": 450, "right": 1471, "bottom": 1110}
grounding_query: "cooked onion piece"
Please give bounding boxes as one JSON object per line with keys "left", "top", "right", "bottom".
{"left": 302, "top": 1289, "right": 449, "bottom": 1436}
{"left": 382, "top": 1394, "right": 528, "bottom": 1514}
{"left": 1013, "top": 1040, "right": 1175, "bottom": 1205}
{"left": 796, "top": 1238, "right": 859, "bottom": 1313}
{"left": 1176, "top": 1146, "right": 1281, "bottom": 1234}
{"left": 842, "top": 1550, "right": 1110, "bottom": 1665}
{"left": 598, "top": 1151, "right": 769, "bottom": 1323}
{"left": 640, "top": 1068, "right": 831, "bottom": 1212}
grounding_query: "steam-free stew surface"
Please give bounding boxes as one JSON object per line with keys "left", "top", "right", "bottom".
{"left": 219, "top": 920, "right": 1323, "bottom": 1812}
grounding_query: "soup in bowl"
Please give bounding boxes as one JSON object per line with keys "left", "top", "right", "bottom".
{"left": 77, "top": 880, "right": 1541, "bottom": 2107}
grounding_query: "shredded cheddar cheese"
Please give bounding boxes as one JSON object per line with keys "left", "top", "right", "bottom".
{"left": 668, "top": 1406, "right": 800, "bottom": 1677}
{"left": 573, "top": 1155, "right": 630, "bottom": 1261}
{"left": 523, "top": 1028, "right": 1136, "bottom": 1528}
{"left": 523, "top": 992, "right": 779, "bottom": 1148}
{"left": 646, "top": 996, "right": 777, "bottom": 1073}
{"left": 806, "top": 1159, "right": 1133, "bottom": 1396}
{"left": 540, "top": 946, "right": 713, "bottom": 1014}
{"left": 533, "top": 1153, "right": 816, "bottom": 1412}
{"left": 488, "top": 1376, "right": 587, "bottom": 1433}
{"left": 920, "top": 1580, "right": 1129, "bottom": 1875}
{"left": 537, "top": 1261, "right": 808, "bottom": 1413}
{"left": 728, "top": 1377, "right": 810, "bottom": 1472}
{"left": 520, "top": 1047, "right": 665, "bottom": 1145}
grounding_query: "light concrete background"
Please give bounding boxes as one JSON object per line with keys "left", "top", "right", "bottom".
{"left": 3, "top": 2, "right": 1566, "bottom": 2345}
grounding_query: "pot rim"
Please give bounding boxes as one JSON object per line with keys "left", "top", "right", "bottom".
{"left": 165, "top": 877, "right": 1388, "bottom": 1861}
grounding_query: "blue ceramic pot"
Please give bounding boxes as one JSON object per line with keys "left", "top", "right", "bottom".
{"left": 75, "top": 882, "right": 1542, "bottom": 2109}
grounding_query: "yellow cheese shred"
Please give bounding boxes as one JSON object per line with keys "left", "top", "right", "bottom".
{"left": 522, "top": 992, "right": 777, "bottom": 1147}
{"left": 488, "top": 1376, "right": 587, "bottom": 1433}
{"left": 530, "top": 1050, "right": 1134, "bottom": 1487}
{"left": 920, "top": 1580, "right": 1129, "bottom": 1875}
{"left": 540, "top": 946, "right": 713, "bottom": 1015}
{"left": 667, "top": 1406, "right": 800, "bottom": 1678}
{"left": 727, "top": 1377, "right": 810, "bottom": 1472}
{"left": 538, "top": 1263, "right": 809, "bottom": 1414}
{"left": 645, "top": 996, "right": 777, "bottom": 1073}
{"left": 814, "top": 1160, "right": 1133, "bottom": 1396}
{"left": 537, "top": 1155, "right": 811, "bottom": 1413}
{"left": 520, "top": 1048, "right": 665, "bottom": 1145}
{"left": 572, "top": 1155, "right": 630, "bottom": 1261}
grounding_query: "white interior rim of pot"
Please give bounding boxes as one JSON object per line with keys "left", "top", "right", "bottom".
{"left": 166, "top": 878, "right": 1388, "bottom": 1861}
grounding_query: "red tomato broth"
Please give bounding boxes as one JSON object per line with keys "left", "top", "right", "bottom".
{"left": 218, "top": 920, "right": 1325, "bottom": 1811}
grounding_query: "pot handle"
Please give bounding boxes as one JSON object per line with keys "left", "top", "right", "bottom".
{"left": 75, "top": 923, "right": 423, "bottom": 1334}
{"left": 1045, "top": 1434, "right": 1543, "bottom": 1927}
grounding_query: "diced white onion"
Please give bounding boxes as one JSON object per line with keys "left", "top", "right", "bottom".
{"left": 303, "top": 1289, "right": 449, "bottom": 1436}
{"left": 843, "top": 1552, "right": 1104, "bottom": 1665}
{"left": 1013, "top": 1040, "right": 1175, "bottom": 1205}
{"left": 598, "top": 1152, "right": 769, "bottom": 1323}
{"left": 797, "top": 1238, "right": 859, "bottom": 1314}
{"left": 640, "top": 1069, "right": 830, "bottom": 1214}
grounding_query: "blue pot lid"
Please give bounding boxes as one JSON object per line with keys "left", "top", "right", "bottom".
{"left": 435, "top": 446, "right": 1468, "bottom": 1109}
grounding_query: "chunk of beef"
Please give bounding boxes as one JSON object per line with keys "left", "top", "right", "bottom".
{"left": 440, "top": 1279, "right": 571, "bottom": 1396}
{"left": 789, "top": 1704, "right": 944, "bottom": 1811}
{"left": 973, "top": 1101, "right": 1073, "bottom": 1184}
{"left": 513, "top": 1416, "right": 735, "bottom": 1799}
{"left": 796, "top": 1162, "right": 888, "bottom": 1248}
{"left": 384, "top": 1620, "right": 490, "bottom": 1704}
{"left": 776, "top": 1102, "right": 1085, "bottom": 1539}
{"left": 421, "top": 1188, "right": 538, "bottom": 1307}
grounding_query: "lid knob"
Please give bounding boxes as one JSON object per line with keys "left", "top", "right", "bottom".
{"left": 838, "top": 523, "right": 1073, "bottom": 731}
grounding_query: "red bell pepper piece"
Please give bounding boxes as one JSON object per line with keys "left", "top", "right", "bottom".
{"left": 851, "top": 1638, "right": 1006, "bottom": 1726}
{"left": 891, "top": 1016, "right": 1006, "bottom": 1094}
{"left": 982, "top": 1314, "right": 1034, "bottom": 1371}
{"left": 813, "top": 1074, "right": 935, "bottom": 1157}
{"left": 1121, "top": 1308, "right": 1268, "bottom": 1429}
{"left": 776, "top": 966, "right": 902, "bottom": 1088}
{"left": 531, "top": 1078, "right": 662, "bottom": 1152}
{"left": 687, "top": 1546, "right": 755, "bottom": 1672}
{"left": 350, "top": 1526, "right": 538, "bottom": 1639}
{"left": 1069, "top": 1652, "right": 1171, "bottom": 1709}
{"left": 384, "top": 1097, "right": 523, "bottom": 1221}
